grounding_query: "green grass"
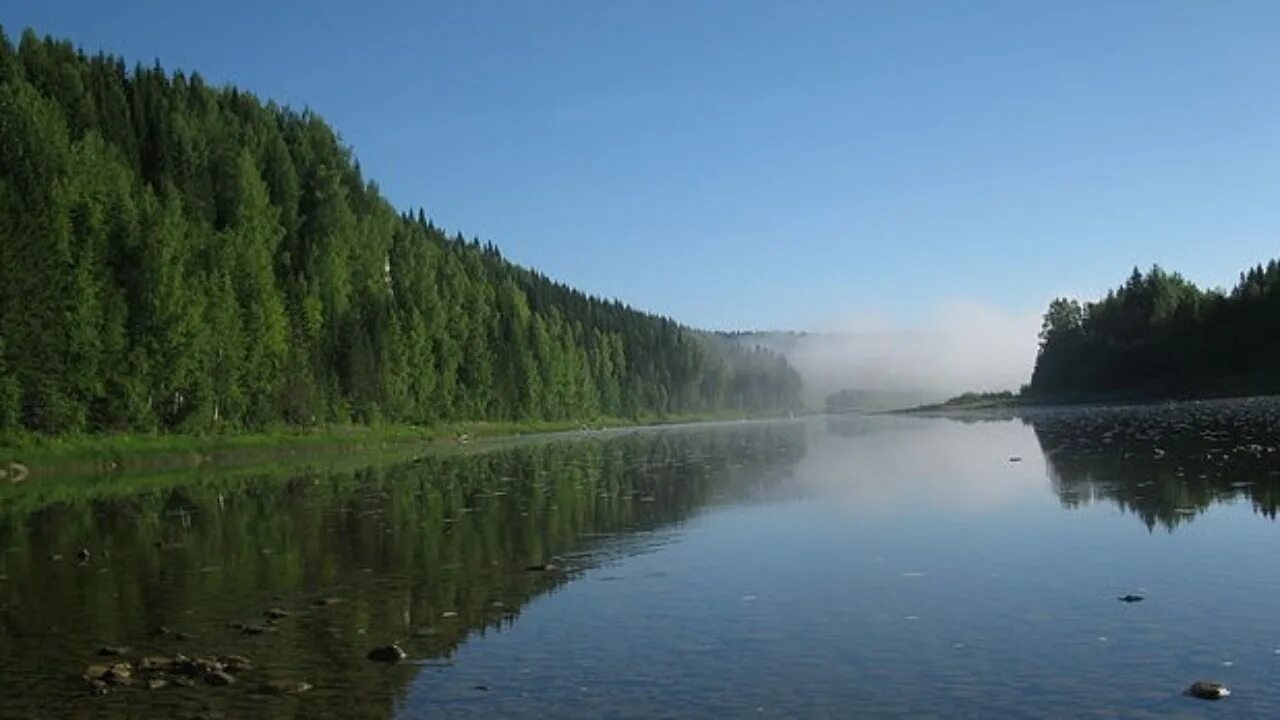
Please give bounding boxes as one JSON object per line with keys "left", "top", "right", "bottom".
{"left": 0, "top": 440, "right": 429, "bottom": 514}
{"left": 896, "top": 391, "right": 1023, "bottom": 414}
{"left": 0, "top": 411, "right": 755, "bottom": 481}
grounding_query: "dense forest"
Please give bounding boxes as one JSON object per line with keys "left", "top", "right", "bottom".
{"left": 1029, "top": 260, "right": 1280, "bottom": 400}
{"left": 0, "top": 27, "right": 802, "bottom": 436}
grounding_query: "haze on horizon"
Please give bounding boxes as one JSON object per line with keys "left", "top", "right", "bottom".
{"left": 8, "top": 0, "right": 1280, "bottom": 397}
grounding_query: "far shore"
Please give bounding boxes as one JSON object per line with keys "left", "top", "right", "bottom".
{"left": 892, "top": 390, "right": 1280, "bottom": 416}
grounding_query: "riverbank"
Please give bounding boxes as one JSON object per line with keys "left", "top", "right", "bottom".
{"left": 0, "top": 413, "right": 749, "bottom": 482}
{"left": 896, "top": 389, "right": 1280, "bottom": 417}
{"left": 894, "top": 391, "right": 1024, "bottom": 414}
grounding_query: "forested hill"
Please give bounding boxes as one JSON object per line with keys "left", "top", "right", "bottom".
{"left": 0, "top": 27, "right": 801, "bottom": 435}
{"left": 1028, "top": 260, "right": 1280, "bottom": 401}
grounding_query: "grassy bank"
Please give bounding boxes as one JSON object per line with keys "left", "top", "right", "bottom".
{"left": 895, "top": 391, "right": 1024, "bottom": 414}
{"left": 0, "top": 412, "right": 752, "bottom": 481}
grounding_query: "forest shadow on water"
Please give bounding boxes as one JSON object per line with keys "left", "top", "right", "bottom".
{"left": 1026, "top": 397, "right": 1280, "bottom": 531}
{"left": 0, "top": 424, "right": 806, "bottom": 719}
{"left": 909, "top": 397, "right": 1280, "bottom": 531}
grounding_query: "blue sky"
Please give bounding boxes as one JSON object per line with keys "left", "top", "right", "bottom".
{"left": 7, "top": 1, "right": 1280, "bottom": 333}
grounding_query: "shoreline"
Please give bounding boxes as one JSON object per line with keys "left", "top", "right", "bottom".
{"left": 0, "top": 412, "right": 762, "bottom": 483}
{"left": 893, "top": 391, "right": 1280, "bottom": 416}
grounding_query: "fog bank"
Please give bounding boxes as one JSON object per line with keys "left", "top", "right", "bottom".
{"left": 752, "top": 300, "right": 1042, "bottom": 409}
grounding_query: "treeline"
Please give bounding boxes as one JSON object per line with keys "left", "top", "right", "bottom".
{"left": 0, "top": 27, "right": 801, "bottom": 435}
{"left": 826, "top": 388, "right": 939, "bottom": 413}
{"left": 1029, "top": 260, "right": 1280, "bottom": 400}
{"left": 932, "top": 390, "right": 1018, "bottom": 408}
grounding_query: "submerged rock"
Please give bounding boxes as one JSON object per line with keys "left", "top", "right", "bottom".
{"left": 173, "top": 655, "right": 225, "bottom": 677}
{"left": 525, "top": 556, "right": 565, "bottom": 573}
{"left": 257, "top": 679, "right": 313, "bottom": 695}
{"left": 97, "top": 645, "right": 131, "bottom": 657}
{"left": 84, "top": 662, "right": 133, "bottom": 686}
{"left": 219, "top": 654, "right": 253, "bottom": 673}
{"left": 147, "top": 678, "right": 169, "bottom": 691}
{"left": 1186, "top": 681, "right": 1230, "bottom": 700}
{"left": 367, "top": 644, "right": 407, "bottom": 663}
{"left": 204, "top": 670, "right": 236, "bottom": 686}
{"left": 139, "top": 656, "right": 175, "bottom": 672}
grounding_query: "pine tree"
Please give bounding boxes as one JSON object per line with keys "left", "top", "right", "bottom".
{"left": 0, "top": 336, "right": 17, "bottom": 432}
{"left": 138, "top": 185, "right": 204, "bottom": 427}
{"left": 222, "top": 150, "right": 288, "bottom": 425}
{"left": 0, "top": 78, "right": 81, "bottom": 431}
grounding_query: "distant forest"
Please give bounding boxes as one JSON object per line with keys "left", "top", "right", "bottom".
{"left": 0, "top": 27, "right": 801, "bottom": 435}
{"left": 1029, "top": 260, "right": 1280, "bottom": 401}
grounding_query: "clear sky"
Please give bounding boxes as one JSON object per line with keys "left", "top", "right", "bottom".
{"left": 7, "top": 0, "right": 1280, "bottom": 333}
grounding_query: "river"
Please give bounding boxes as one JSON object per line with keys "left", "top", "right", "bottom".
{"left": 4, "top": 399, "right": 1280, "bottom": 718}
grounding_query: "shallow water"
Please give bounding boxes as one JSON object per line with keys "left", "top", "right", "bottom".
{"left": 4, "top": 400, "right": 1280, "bottom": 718}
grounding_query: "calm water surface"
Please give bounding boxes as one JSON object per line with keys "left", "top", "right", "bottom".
{"left": 5, "top": 399, "right": 1280, "bottom": 718}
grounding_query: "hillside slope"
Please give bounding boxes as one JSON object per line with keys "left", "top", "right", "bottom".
{"left": 0, "top": 27, "right": 801, "bottom": 435}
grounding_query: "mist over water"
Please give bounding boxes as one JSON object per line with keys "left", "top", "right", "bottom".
{"left": 802, "top": 415, "right": 1044, "bottom": 515}
{"left": 768, "top": 299, "right": 1042, "bottom": 408}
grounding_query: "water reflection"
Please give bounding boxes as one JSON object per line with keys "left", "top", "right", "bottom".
{"left": 9, "top": 403, "right": 1280, "bottom": 718}
{"left": 1028, "top": 398, "right": 1280, "bottom": 530}
{"left": 0, "top": 424, "right": 804, "bottom": 719}
{"left": 809, "top": 414, "right": 1042, "bottom": 515}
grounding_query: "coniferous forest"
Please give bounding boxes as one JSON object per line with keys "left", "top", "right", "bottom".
{"left": 0, "top": 28, "right": 802, "bottom": 435}
{"left": 1029, "top": 260, "right": 1280, "bottom": 401}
